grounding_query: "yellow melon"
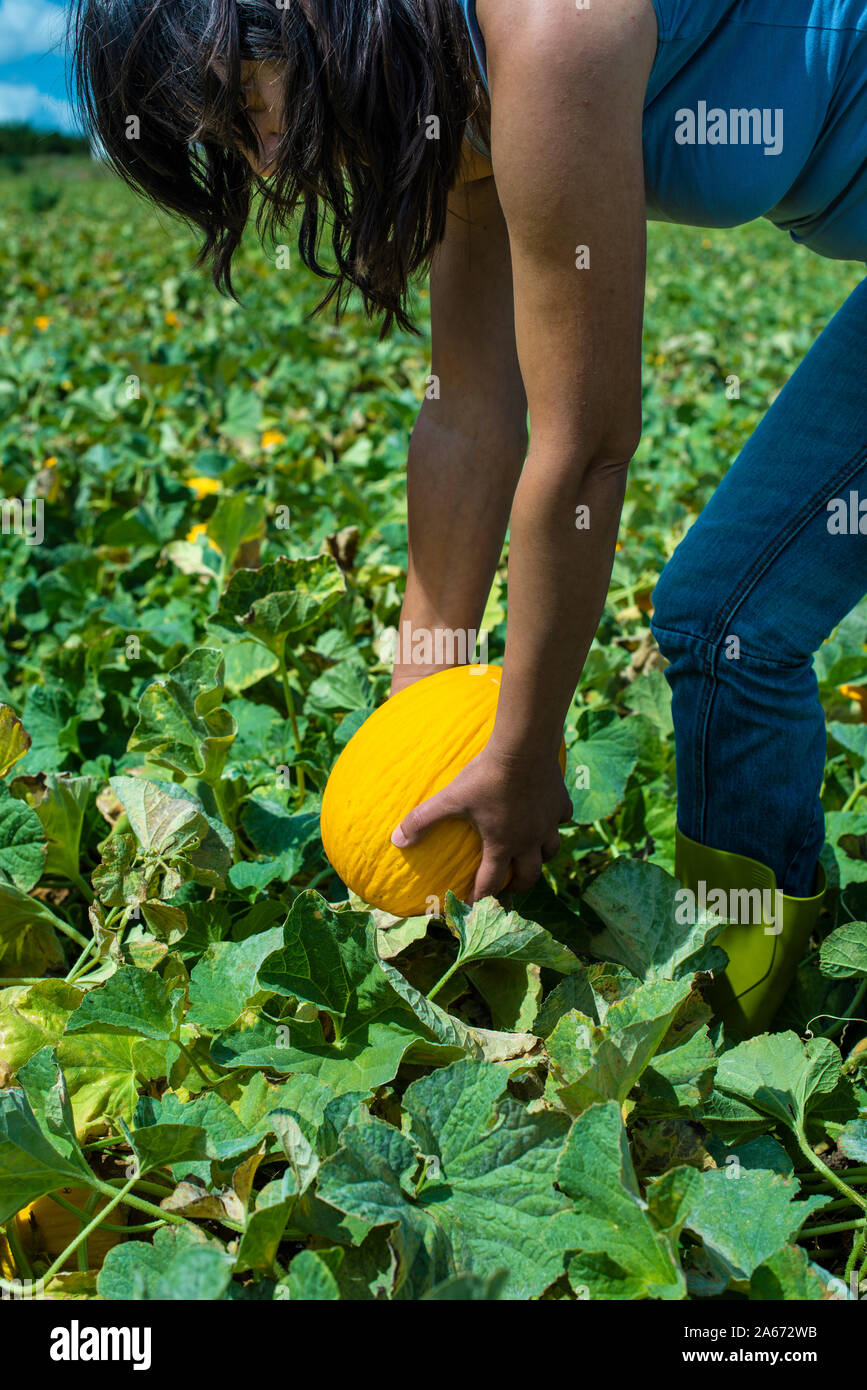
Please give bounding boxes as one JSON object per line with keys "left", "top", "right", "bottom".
{"left": 16, "top": 1188, "right": 127, "bottom": 1271}
{"left": 320, "top": 664, "right": 567, "bottom": 917}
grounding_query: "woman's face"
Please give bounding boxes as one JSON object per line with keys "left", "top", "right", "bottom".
{"left": 235, "top": 59, "right": 286, "bottom": 175}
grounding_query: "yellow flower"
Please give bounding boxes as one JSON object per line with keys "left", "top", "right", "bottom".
{"left": 43, "top": 456, "right": 58, "bottom": 468}
{"left": 0, "top": 327, "right": 9, "bottom": 337}
{"left": 701, "top": 237, "right": 713, "bottom": 250}
{"left": 164, "top": 311, "right": 181, "bottom": 328}
{"left": 840, "top": 684, "right": 867, "bottom": 721}
{"left": 60, "top": 378, "right": 73, "bottom": 390}
{"left": 261, "top": 429, "right": 286, "bottom": 450}
{"left": 186, "top": 523, "right": 222, "bottom": 553}
{"left": 187, "top": 475, "right": 220, "bottom": 499}
{"left": 34, "top": 316, "right": 52, "bottom": 332}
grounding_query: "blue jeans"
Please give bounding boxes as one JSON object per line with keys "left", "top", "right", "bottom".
{"left": 650, "top": 275, "right": 867, "bottom": 897}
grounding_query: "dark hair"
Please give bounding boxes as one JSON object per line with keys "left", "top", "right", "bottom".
{"left": 68, "top": 0, "right": 490, "bottom": 336}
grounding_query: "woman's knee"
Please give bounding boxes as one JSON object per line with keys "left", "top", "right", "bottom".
{"left": 649, "top": 536, "right": 716, "bottom": 658}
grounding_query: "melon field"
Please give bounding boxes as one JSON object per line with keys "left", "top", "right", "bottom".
{"left": 1, "top": 156, "right": 866, "bottom": 1304}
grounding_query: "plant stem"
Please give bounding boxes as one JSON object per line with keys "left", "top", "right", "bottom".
{"left": 795, "top": 1127, "right": 867, "bottom": 1213}
{"left": 51, "top": 918, "right": 91, "bottom": 951}
{"left": 4, "top": 1218, "right": 33, "bottom": 1281}
{"left": 210, "top": 777, "right": 240, "bottom": 862}
{"left": 177, "top": 1039, "right": 216, "bottom": 1089}
{"left": 844, "top": 1228, "right": 867, "bottom": 1287}
{"left": 818, "top": 979, "right": 867, "bottom": 1040}
{"left": 40, "top": 1176, "right": 139, "bottom": 1283}
{"left": 801, "top": 1166, "right": 867, "bottom": 1184}
{"left": 304, "top": 866, "right": 333, "bottom": 893}
{"left": 427, "top": 958, "right": 463, "bottom": 1003}
{"left": 77, "top": 1190, "right": 100, "bottom": 1272}
{"left": 800, "top": 1216, "right": 867, "bottom": 1237}
{"left": 70, "top": 870, "right": 94, "bottom": 904}
{"left": 277, "top": 638, "right": 305, "bottom": 805}
{"left": 593, "top": 819, "right": 621, "bottom": 856}
{"left": 65, "top": 935, "right": 98, "bottom": 984}
{"left": 90, "top": 1176, "right": 186, "bottom": 1226}
{"left": 842, "top": 779, "right": 867, "bottom": 813}
{"left": 46, "top": 1191, "right": 138, "bottom": 1235}
{"left": 0, "top": 977, "right": 46, "bottom": 987}
{"left": 103, "top": 1176, "right": 174, "bottom": 1198}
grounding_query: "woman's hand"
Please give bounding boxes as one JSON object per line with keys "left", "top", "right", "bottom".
{"left": 390, "top": 743, "right": 573, "bottom": 903}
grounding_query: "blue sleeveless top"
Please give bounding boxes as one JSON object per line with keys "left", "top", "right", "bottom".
{"left": 459, "top": 0, "right": 867, "bottom": 264}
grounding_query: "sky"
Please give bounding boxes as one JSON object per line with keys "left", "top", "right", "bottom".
{"left": 0, "top": 0, "right": 79, "bottom": 131}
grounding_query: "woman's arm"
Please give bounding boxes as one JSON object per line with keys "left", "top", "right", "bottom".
{"left": 391, "top": 0, "right": 658, "bottom": 900}
{"left": 482, "top": 0, "right": 656, "bottom": 761}
{"left": 390, "top": 168, "right": 527, "bottom": 694}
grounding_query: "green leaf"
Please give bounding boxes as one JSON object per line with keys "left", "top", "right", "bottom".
{"left": 0, "top": 781, "right": 45, "bottom": 891}
{"left": 65, "top": 967, "right": 184, "bottom": 1043}
{"left": 16, "top": 682, "right": 79, "bottom": 776}
{"left": 215, "top": 891, "right": 535, "bottom": 1093}
{"left": 33, "top": 1029, "right": 169, "bottom": 1140}
{"left": 135, "top": 1089, "right": 268, "bottom": 1183}
{"left": 584, "top": 859, "right": 727, "bottom": 982}
{"left": 547, "top": 1100, "right": 696, "bottom": 1300}
{"left": 285, "top": 1249, "right": 341, "bottom": 1300}
{"left": 0, "top": 883, "right": 65, "bottom": 977}
{"left": 317, "top": 1059, "right": 571, "bottom": 1299}
{"left": 422, "top": 1270, "right": 509, "bottom": 1300}
{"left": 713, "top": 1033, "right": 843, "bottom": 1135}
{"left": 544, "top": 978, "right": 693, "bottom": 1115}
{"left": 838, "top": 1117, "right": 867, "bottom": 1162}
{"left": 819, "top": 922, "right": 867, "bottom": 979}
{"left": 121, "top": 1117, "right": 210, "bottom": 1174}
{"left": 17, "top": 1047, "right": 91, "bottom": 1169}
{"left": 566, "top": 717, "right": 638, "bottom": 823}
{"left": 307, "top": 661, "right": 372, "bottom": 713}
{"left": 235, "top": 1192, "right": 295, "bottom": 1276}
{"left": 140, "top": 900, "right": 188, "bottom": 944}
{"left": 127, "top": 648, "right": 237, "bottom": 782}
{"left": 109, "top": 776, "right": 207, "bottom": 858}
{"left": 533, "top": 961, "right": 639, "bottom": 1036}
{"left": 442, "top": 892, "right": 581, "bottom": 975}
{"left": 269, "top": 1111, "right": 321, "bottom": 1195}
{"left": 684, "top": 1169, "right": 830, "bottom": 1281}
{"left": 0, "top": 704, "right": 31, "bottom": 779}
{"left": 188, "top": 926, "right": 285, "bottom": 1033}
{"left": 219, "top": 639, "right": 279, "bottom": 696}
{"left": 639, "top": 1024, "right": 717, "bottom": 1114}
{"left": 0, "top": 1085, "right": 90, "bottom": 1223}
{"left": 10, "top": 773, "right": 96, "bottom": 885}
{"left": 621, "top": 668, "right": 674, "bottom": 734}
{"left": 91, "top": 833, "right": 147, "bottom": 909}
{"left": 0, "top": 979, "right": 82, "bottom": 1074}
{"left": 828, "top": 721, "right": 867, "bottom": 770}
{"left": 209, "top": 555, "right": 345, "bottom": 654}
{"left": 206, "top": 494, "right": 268, "bottom": 571}
{"left": 750, "top": 1245, "right": 838, "bottom": 1301}
{"left": 241, "top": 800, "right": 319, "bottom": 860}
{"left": 230, "top": 802, "right": 320, "bottom": 889}
{"left": 97, "top": 1224, "right": 235, "bottom": 1301}
{"left": 220, "top": 381, "right": 263, "bottom": 443}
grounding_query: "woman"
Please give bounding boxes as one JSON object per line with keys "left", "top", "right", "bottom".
{"left": 71, "top": 0, "right": 867, "bottom": 1035}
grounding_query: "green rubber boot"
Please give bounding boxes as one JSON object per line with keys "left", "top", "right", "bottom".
{"left": 674, "top": 827, "right": 826, "bottom": 1038}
